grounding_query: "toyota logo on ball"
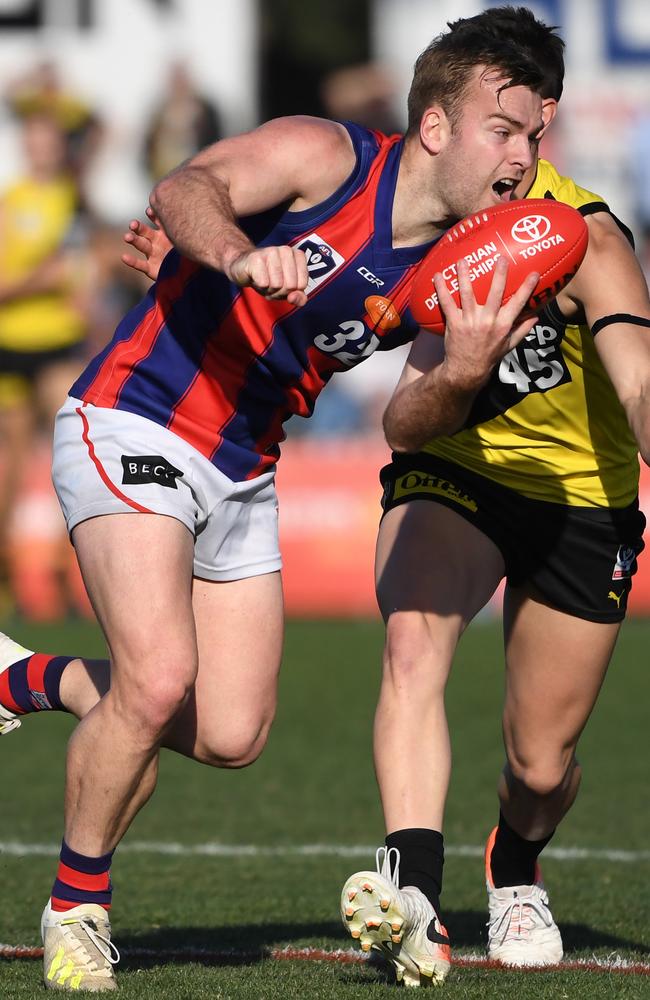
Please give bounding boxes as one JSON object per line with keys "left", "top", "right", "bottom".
{"left": 511, "top": 214, "right": 552, "bottom": 243}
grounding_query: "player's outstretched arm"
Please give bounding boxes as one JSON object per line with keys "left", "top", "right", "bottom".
{"left": 121, "top": 207, "right": 172, "bottom": 281}
{"left": 561, "top": 212, "right": 650, "bottom": 466}
{"left": 384, "top": 257, "right": 539, "bottom": 452}
{"left": 149, "top": 116, "right": 355, "bottom": 306}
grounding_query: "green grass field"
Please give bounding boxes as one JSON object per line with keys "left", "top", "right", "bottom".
{"left": 0, "top": 616, "right": 648, "bottom": 999}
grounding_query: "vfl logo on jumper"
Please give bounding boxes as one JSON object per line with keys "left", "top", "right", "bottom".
{"left": 392, "top": 472, "right": 478, "bottom": 511}
{"left": 296, "top": 233, "right": 345, "bottom": 293}
{"left": 121, "top": 455, "right": 183, "bottom": 490}
{"left": 612, "top": 545, "right": 636, "bottom": 580}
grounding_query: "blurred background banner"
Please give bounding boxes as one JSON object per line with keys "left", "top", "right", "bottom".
{"left": 280, "top": 451, "right": 650, "bottom": 619}
{"left": 277, "top": 438, "right": 389, "bottom": 618}
{"left": 7, "top": 444, "right": 650, "bottom": 620}
{"left": 0, "top": 0, "right": 649, "bottom": 620}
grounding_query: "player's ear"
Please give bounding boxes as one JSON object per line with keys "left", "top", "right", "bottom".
{"left": 539, "top": 98, "right": 558, "bottom": 136}
{"left": 420, "top": 106, "right": 450, "bottom": 154}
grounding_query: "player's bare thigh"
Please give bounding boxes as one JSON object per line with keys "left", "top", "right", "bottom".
{"left": 375, "top": 500, "right": 505, "bottom": 698}
{"left": 502, "top": 584, "right": 620, "bottom": 790}
{"left": 72, "top": 512, "right": 199, "bottom": 727}
{"left": 164, "top": 571, "right": 285, "bottom": 767}
{"left": 377, "top": 499, "right": 505, "bottom": 626}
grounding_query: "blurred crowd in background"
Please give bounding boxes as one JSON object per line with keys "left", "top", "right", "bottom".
{"left": 0, "top": 44, "right": 412, "bottom": 619}
{"left": 1, "top": 0, "right": 650, "bottom": 621}
{"left": 0, "top": 60, "right": 146, "bottom": 619}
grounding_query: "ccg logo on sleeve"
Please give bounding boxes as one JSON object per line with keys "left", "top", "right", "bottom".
{"left": 296, "top": 233, "right": 345, "bottom": 293}
{"left": 121, "top": 455, "right": 183, "bottom": 490}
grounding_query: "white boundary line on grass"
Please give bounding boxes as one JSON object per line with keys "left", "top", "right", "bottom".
{"left": 1, "top": 942, "right": 649, "bottom": 977}
{"left": 0, "top": 841, "right": 649, "bottom": 862}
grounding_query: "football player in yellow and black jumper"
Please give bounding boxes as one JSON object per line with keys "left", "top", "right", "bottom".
{"left": 341, "top": 5, "right": 650, "bottom": 978}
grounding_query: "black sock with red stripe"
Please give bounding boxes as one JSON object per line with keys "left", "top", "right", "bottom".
{"left": 0, "top": 653, "right": 72, "bottom": 715}
{"left": 51, "top": 840, "right": 114, "bottom": 912}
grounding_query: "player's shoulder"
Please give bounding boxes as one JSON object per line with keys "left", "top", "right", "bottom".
{"left": 260, "top": 116, "right": 358, "bottom": 188}
{"left": 256, "top": 115, "right": 394, "bottom": 166}
{"left": 530, "top": 158, "right": 634, "bottom": 249}
{"left": 528, "top": 159, "right": 607, "bottom": 213}
{"left": 256, "top": 115, "right": 355, "bottom": 159}
{"left": 255, "top": 116, "right": 393, "bottom": 209}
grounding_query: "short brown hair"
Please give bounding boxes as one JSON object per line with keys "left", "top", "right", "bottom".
{"left": 407, "top": 26, "right": 544, "bottom": 135}
{"left": 446, "top": 6, "right": 565, "bottom": 102}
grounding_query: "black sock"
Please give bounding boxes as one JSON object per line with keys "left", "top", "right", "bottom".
{"left": 385, "top": 827, "right": 444, "bottom": 914}
{"left": 489, "top": 812, "right": 554, "bottom": 888}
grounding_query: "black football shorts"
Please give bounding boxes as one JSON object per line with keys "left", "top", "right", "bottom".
{"left": 380, "top": 453, "right": 646, "bottom": 623}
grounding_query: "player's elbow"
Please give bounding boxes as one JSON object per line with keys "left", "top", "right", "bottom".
{"left": 384, "top": 423, "right": 411, "bottom": 454}
{"left": 383, "top": 415, "right": 426, "bottom": 454}
{"left": 386, "top": 434, "right": 418, "bottom": 454}
{"left": 149, "top": 174, "right": 174, "bottom": 218}
{"left": 384, "top": 407, "right": 416, "bottom": 453}
{"left": 619, "top": 389, "right": 650, "bottom": 467}
{"left": 150, "top": 163, "right": 197, "bottom": 215}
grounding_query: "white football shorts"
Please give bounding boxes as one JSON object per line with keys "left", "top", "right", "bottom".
{"left": 52, "top": 397, "right": 282, "bottom": 582}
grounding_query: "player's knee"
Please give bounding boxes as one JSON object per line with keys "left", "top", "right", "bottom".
{"left": 508, "top": 752, "right": 576, "bottom": 799}
{"left": 117, "top": 668, "right": 195, "bottom": 737}
{"left": 197, "top": 713, "right": 274, "bottom": 769}
{"left": 383, "top": 613, "right": 449, "bottom": 693}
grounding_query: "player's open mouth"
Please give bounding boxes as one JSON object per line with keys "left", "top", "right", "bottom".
{"left": 492, "top": 178, "right": 518, "bottom": 201}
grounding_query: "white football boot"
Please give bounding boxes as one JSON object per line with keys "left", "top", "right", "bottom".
{"left": 485, "top": 826, "right": 563, "bottom": 966}
{"left": 0, "top": 632, "right": 32, "bottom": 735}
{"left": 42, "top": 900, "right": 120, "bottom": 992}
{"left": 341, "top": 847, "right": 451, "bottom": 987}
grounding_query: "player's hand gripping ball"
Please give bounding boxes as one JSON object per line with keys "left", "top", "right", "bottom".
{"left": 410, "top": 199, "right": 589, "bottom": 334}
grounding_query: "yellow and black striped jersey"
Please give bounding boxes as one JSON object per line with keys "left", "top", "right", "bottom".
{"left": 423, "top": 159, "right": 639, "bottom": 508}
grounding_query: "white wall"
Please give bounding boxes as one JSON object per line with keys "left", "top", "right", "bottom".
{"left": 372, "top": 0, "right": 650, "bottom": 236}
{"left": 0, "top": 0, "right": 258, "bottom": 220}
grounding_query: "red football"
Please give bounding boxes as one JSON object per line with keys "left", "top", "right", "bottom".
{"left": 409, "top": 199, "right": 589, "bottom": 334}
